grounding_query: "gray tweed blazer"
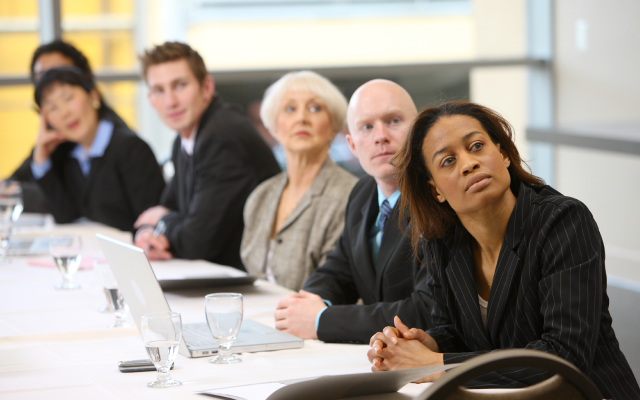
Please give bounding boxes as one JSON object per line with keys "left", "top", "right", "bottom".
{"left": 240, "top": 158, "right": 357, "bottom": 290}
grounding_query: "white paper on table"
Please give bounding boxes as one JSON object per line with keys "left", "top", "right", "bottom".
{"left": 200, "top": 383, "right": 285, "bottom": 400}
{"left": 199, "top": 364, "right": 459, "bottom": 400}
{"left": 150, "top": 259, "right": 248, "bottom": 280}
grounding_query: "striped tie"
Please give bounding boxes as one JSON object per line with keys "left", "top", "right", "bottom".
{"left": 379, "top": 199, "right": 392, "bottom": 235}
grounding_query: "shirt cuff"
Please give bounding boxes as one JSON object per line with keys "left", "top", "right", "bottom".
{"left": 31, "top": 158, "right": 52, "bottom": 180}
{"left": 134, "top": 225, "right": 155, "bottom": 242}
{"left": 315, "top": 306, "right": 328, "bottom": 332}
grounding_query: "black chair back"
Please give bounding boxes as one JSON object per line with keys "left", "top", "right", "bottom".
{"left": 414, "top": 349, "right": 603, "bottom": 400}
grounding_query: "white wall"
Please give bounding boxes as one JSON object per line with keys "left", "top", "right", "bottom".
{"left": 469, "top": 0, "right": 530, "bottom": 161}
{"left": 554, "top": 0, "right": 640, "bottom": 283}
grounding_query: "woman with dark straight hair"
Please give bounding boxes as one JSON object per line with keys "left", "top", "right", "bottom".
{"left": 29, "top": 66, "right": 165, "bottom": 231}
{"left": 367, "top": 101, "right": 640, "bottom": 399}
{"left": 8, "top": 40, "right": 129, "bottom": 212}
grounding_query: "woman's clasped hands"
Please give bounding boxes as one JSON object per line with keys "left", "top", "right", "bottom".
{"left": 367, "top": 316, "right": 445, "bottom": 383}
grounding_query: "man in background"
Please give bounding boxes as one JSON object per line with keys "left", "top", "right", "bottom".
{"left": 134, "top": 42, "right": 280, "bottom": 270}
{"left": 274, "top": 80, "right": 434, "bottom": 343}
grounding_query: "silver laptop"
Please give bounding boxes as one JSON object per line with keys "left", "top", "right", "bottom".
{"left": 8, "top": 237, "right": 50, "bottom": 255}
{"left": 96, "top": 234, "right": 304, "bottom": 358}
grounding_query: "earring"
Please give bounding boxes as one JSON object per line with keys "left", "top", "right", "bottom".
{"left": 92, "top": 100, "right": 101, "bottom": 109}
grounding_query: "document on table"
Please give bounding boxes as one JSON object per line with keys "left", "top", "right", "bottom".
{"left": 199, "top": 364, "right": 459, "bottom": 400}
{"left": 200, "top": 383, "right": 286, "bottom": 400}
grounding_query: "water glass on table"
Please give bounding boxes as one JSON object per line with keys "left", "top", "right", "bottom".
{"left": 93, "top": 254, "right": 112, "bottom": 313}
{"left": 205, "top": 293, "right": 243, "bottom": 364}
{"left": 49, "top": 234, "right": 82, "bottom": 290}
{"left": 95, "top": 255, "right": 131, "bottom": 328}
{"left": 141, "top": 312, "right": 182, "bottom": 388}
{"left": 0, "top": 181, "right": 23, "bottom": 263}
{"left": 0, "top": 222, "right": 11, "bottom": 264}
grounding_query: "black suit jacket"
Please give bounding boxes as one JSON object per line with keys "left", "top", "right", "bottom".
{"left": 160, "top": 96, "right": 280, "bottom": 270}
{"left": 426, "top": 183, "right": 640, "bottom": 399}
{"left": 10, "top": 105, "right": 129, "bottom": 214}
{"left": 34, "top": 123, "right": 165, "bottom": 232}
{"left": 303, "top": 176, "right": 434, "bottom": 344}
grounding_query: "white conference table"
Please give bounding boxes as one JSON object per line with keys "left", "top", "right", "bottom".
{"left": 0, "top": 219, "right": 433, "bottom": 400}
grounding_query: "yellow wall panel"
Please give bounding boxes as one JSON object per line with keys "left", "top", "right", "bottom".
{"left": 61, "top": 0, "right": 101, "bottom": 16}
{"left": 99, "top": 81, "right": 137, "bottom": 130}
{"left": 109, "top": 31, "right": 135, "bottom": 68}
{"left": 61, "top": 33, "right": 104, "bottom": 68}
{"left": 0, "top": 33, "right": 39, "bottom": 74}
{"left": 110, "top": 0, "right": 133, "bottom": 14}
{"left": 0, "top": 0, "right": 37, "bottom": 16}
{"left": 0, "top": 86, "right": 39, "bottom": 179}
{"left": 62, "top": 32, "right": 135, "bottom": 69}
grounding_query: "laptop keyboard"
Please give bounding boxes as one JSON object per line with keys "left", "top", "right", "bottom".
{"left": 183, "top": 323, "right": 219, "bottom": 348}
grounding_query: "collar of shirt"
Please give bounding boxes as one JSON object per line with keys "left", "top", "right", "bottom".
{"left": 376, "top": 186, "right": 401, "bottom": 214}
{"left": 369, "top": 186, "right": 401, "bottom": 266}
{"left": 70, "top": 119, "right": 114, "bottom": 176}
{"left": 180, "top": 126, "right": 198, "bottom": 156}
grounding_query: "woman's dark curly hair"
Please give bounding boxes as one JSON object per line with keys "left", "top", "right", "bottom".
{"left": 392, "top": 101, "right": 544, "bottom": 251}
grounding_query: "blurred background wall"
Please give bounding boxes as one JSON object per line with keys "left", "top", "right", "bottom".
{"left": 0, "top": 0, "right": 639, "bottom": 376}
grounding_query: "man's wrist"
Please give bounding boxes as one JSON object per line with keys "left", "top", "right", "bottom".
{"left": 314, "top": 306, "right": 328, "bottom": 332}
{"left": 134, "top": 225, "right": 154, "bottom": 242}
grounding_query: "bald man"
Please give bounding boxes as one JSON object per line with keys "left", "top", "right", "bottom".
{"left": 274, "top": 80, "right": 434, "bottom": 343}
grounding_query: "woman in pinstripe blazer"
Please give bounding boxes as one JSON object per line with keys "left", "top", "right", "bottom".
{"left": 367, "top": 102, "right": 640, "bottom": 399}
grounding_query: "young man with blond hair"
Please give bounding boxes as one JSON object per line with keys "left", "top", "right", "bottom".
{"left": 134, "top": 42, "right": 280, "bottom": 269}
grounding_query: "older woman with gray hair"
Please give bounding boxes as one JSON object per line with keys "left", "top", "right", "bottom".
{"left": 241, "top": 71, "right": 357, "bottom": 291}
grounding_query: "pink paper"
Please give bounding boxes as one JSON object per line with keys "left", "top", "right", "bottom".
{"left": 27, "top": 256, "right": 105, "bottom": 270}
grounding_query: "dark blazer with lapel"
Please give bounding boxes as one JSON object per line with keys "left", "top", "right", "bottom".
{"left": 426, "top": 183, "right": 640, "bottom": 399}
{"left": 303, "top": 175, "right": 434, "bottom": 344}
{"left": 160, "top": 96, "right": 280, "bottom": 270}
{"left": 10, "top": 105, "right": 129, "bottom": 214}
{"left": 35, "top": 123, "right": 165, "bottom": 232}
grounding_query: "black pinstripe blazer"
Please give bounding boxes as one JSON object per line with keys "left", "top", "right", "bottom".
{"left": 425, "top": 183, "right": 640, "bottom": 399}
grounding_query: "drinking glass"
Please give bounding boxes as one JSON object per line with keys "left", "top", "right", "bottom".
{"left": 49, "top": 234, "right": 82, "bottom": 290}
{"left": 0, "top": 221, "right": 11, "bottom": 264}
{"left": 141, "top": 312, "right": 182, "bottom": 388}
{"left": 93, "top": 254, "right": 112, "bottom": 313}
{"left": 0, "top": 181, "right": 22, "bottom": 263}
{"left": 95, "top": 255, "right": 131, "bottom": 328}
{"left": 204, "top": 293, "right": 243, "bottom": 364}
{"left": 0, "top": 181, "right": 23, "bottom": 222}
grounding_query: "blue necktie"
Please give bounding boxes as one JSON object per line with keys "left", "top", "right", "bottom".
{"left": 379, "top": 199, "right": 392, "bottom": 236}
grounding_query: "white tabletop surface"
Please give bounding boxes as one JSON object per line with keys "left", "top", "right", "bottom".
{"left": 0, "top": 218, "right": 522, "bottom": 400}
{"left": 0, "top": 219, "right": 437, "bottom": 400}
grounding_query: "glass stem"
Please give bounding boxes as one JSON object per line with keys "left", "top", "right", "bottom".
{"left": 157, "top": 366, "right": 171, "bottom": 381}
{"left": 219, "top": 343, "right": 232, "bottom": 358}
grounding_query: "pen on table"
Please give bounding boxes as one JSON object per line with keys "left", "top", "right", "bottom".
{"left": 147, "top": 220, "right": 166, "bottom": 252}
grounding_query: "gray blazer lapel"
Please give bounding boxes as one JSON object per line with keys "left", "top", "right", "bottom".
{"left": 259, "top": 172, "right": 287, "bottom": 236}
{"left": 278, "top": 159, "right": 335, "bottom": 233}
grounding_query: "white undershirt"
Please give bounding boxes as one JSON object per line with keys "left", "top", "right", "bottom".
{"left": 478, "top": 294, "right": 488, "bottom": 331}
{"left": 180, "top": 127, "right": 198, "bottom": 156}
